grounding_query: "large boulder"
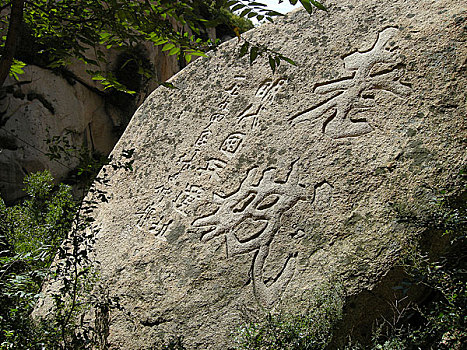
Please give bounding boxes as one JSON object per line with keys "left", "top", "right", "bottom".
{"left": 36, "top": 0, "right": 466, "bottom": 348}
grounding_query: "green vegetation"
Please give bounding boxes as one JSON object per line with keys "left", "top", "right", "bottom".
{"left": 234, "top": 283, "right": 345, "bottom": 349}
{"left": 2, "top": 1, "right": 464, "bottom": 349}
{"left": 1, "top": 170, "right": 464, "bottom": 347}
{"left": 344, "top": 234, "right": 466, "bottom": 349}
{"left": 350, "top": 179, "right": 466, "bottom": 350}
{"left": 0, "top": 146, "right": 134, "bottom": 348}
{"left": 0, "top": 0, "right": 326, "bottom": 91}
{"left": 0, "top": 171, "right": 77, "bottom": 348}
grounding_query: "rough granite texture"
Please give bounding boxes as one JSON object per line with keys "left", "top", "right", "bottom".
{"left": 36, "top": 0, "right": 466, "bottom": 348}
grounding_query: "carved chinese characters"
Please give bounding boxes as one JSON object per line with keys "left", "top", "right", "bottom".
{"left": 290, "top": 28, "right": 411, "bottom": 138}
{"left": 34, "top": 2, "right": 467, "bottom": 348}
{"left": 135, "top": 28, "right": 412, "bottom": 305}
{"left": 135, "top": 76, "right": 288, "bottom": 238}
{"left": 193, "top": 161, "right": 309, "bottom": 306}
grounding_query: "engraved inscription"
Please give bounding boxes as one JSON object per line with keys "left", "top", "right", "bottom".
{"left": 225, "top": 84, "right": 240, "bottom": 96}
{"left": 136, "top": 201, "right": 158, "bottom": 231}
{"left": 237, "top": 104, "right": 261, "bottom": 130}
{"left": 198, "top": 158, "right": 227, "bottom": 181}
{"left": 193, "top": 161, "right": 310, "bottom": 306}
{"left": 136, "top": 204, "right": 174, "bottom": 240}
{"left": 256, "top": 78, "right": 286, "bottom": 103}
{"left": 255, "top": 80, "right": 273, "bottom": 99}
{"left": 218, "top": 97, "right": 230, "bottom": 111}
{"left": 220, "top": 132, "right": 245, "bottom": 157}
{"left": 194, "top": 130, "right": 212, "bottom": 149}
{"left": 237, "top": 78, "right": 287, "bottom": 130}
{"left": 177, "top": 151, "right": 198, "bottom": 171}
{"left": 174, "top": 185, "right": 205, "bottom": 216}
{"left": 209, "top": 113, "right": 225, "bottom": 124}
{"left": 136, "top": 186, "right": 173, "bottom": 237}
{"left": 290, "top": 28, "right": 411, "bottom": 139}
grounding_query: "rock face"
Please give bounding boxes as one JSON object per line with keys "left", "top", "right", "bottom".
{"left": 37, "top": 0, "right": 466, "bottom": 348}
{"left": 0, "top": 47, "right": 180, "bottom": 203}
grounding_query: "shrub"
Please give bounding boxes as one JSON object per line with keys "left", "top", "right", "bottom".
{"left": 0, "top": 170, "right": 77, "bottom": 348}
{"left": 234, "top": 282, "right": 345, "bottom": 350}
{"left": 347, "top": 173, "right": 466, "bottom": 350}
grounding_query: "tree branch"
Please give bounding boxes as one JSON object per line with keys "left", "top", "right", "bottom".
{"left": 0, "top": 0, "right": 25, "bottom": 87}
{"left": 24, "top": 0, "right": 99, "bottom": 25}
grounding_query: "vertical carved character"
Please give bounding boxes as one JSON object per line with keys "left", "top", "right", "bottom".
{"left": 255, "top": 78, "right": 287, "bottom": 103}
{"left": 193, "top": 161, "right": 312, "bottom": 306}
{"left": 218, "top": 97, "right": 230, "bottom": 111}
{"left": 177, "top": 151, "right": 198, "bottom": 171}
{"left": 237, "top": 104, "right": 262, "bottom": 130}
{"left": 225, "top": 84, "right": 240, "bottom": 96}
{"left": 198, "top": 158, "right": 227, "bottom": 181}
{"left": 136, "top": 201, "right": 173, "bottom": 239}
{"left": 255, "top": 80, "right": 273, "bottom": 99}
{"left": 174, "top": 185, "right": 205, "bottom": 216}
{"left": 194, "top": 130, "right": 212, "bottom": 149}
{"left": 209, "top": 113, "right": 225, "bottom": 124}
{"left": 290, "top": 28, "right": 411, "bottom": 138}
{"left": 238, "top": 78, "right": 287, "bottom": 129}
{"left": 220, "top": 132, "right": 245, "bottom": 158}
{"left": 136, "top": 201, "right": 158, "bottom": 230}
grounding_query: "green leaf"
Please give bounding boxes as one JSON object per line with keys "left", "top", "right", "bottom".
{"left": 281, "top": 56, "right": 297, "bottom": 66}
{"left": 9, "top": 60, "right": 26, "bottom": 80}
{"left": 240, "top": 8, "right": 252, "bottom": 17}
{"left": 190, "top": 51, "right": 207, "bottom": 57}
{"left": 231, "top": 4, "right": 245, "bottom": 12}
{"left": 160, "top": 81, "right": 178, "bottom": 89}
{"left": 299, "top": 0, "right": 313, "bottom": 14}
{"left": 310, "top": 0, "right": 327, "bottom": 11}
{"left": 169, "top": 46, "right": 180, "bottom": 55}
{"left": 249, "top": 46, "right": 259, "bottom": 65}
{"left": 99, "top": 32, "right": 112, "bottom": 44}
{"left": 239, "top": 41, "right": 249, "bottom": 57}
{"left": 162, "top": 43, "right": 175, "bottom": 51}
{"left": 249, "top": 2, "right": 267, "bottom": 7}
{"left": 265, "top": 10, "right": 284, "bottom": 17}
{"left": 268, "top": 55, "right": 276, "bottom": 73}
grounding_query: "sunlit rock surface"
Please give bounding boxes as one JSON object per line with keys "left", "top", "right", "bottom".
{"left": 36, "top": 0, "right": 466, "bottom": 348}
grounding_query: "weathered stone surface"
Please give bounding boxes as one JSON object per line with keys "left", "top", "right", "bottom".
{"left": 37, "top": 0, "right": 466, "bottom": 348}
{"left": 0, "top": 65, "right": 117, "bottom": 202}
{"left": 0, "top": 44, "right": 181, "bottom": 203}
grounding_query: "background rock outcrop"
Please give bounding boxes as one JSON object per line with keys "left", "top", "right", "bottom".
{"left": 0, "top": 44, "right": 180, "bottom": 203}
{"left": 36, "top": 0, "right": 466, "bottom": 348}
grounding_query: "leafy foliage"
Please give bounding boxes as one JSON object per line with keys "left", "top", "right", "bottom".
{"left": 0, "top": 0, "right": 326, "bottom": 90}
{"left": 346, "top": 174, "right": 466, "bottom": 350}
{"left": 0, "top": 171, "right": 77, "bottom": 348}
{"left": 234, "top": 282, "right": 345, "bottom": 349}
{"left": 228, "top": 0, "right": 326, "bottom": 71}
{"left": 8, "top": 60, "right": 25, "bottom": 81}
{"left": 0, "top": 141, "right": 136, "bottom": 348}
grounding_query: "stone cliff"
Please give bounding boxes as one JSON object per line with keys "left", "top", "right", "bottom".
{"left": 0, "top": 43, "right": 181, "bottom": 203}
